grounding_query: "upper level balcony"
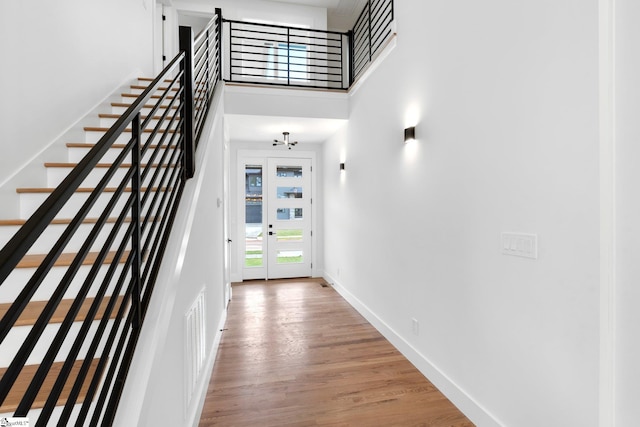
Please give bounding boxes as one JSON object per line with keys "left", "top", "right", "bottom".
{"left": 209, "top": 0, "right": 395, "bottom": 120}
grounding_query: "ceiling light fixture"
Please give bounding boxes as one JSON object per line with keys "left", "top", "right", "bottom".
{"left": 273, "top": 131, "right": 298, "bottom": 150}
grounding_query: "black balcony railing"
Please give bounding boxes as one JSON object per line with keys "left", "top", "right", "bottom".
{"left": 351, "top": 0, "right": 394, "bottom": 83}
{"left": 223, "top": 0, "right": 394, "bottom": 90}
{"left": 225, "top": 20, "right": 350, "bottom": 90}
{"left": 0, "top": 10, "right": 221, "bottom": 426}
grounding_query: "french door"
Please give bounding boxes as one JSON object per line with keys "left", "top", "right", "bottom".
{"left": 243, "top": 157, "right": 312, "bottom": 280}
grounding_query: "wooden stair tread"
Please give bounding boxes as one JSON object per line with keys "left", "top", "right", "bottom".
{"left": 83, "top": 126, "right": 176, "bottom": 133}
{"left": 65, "top": 142, "right": 176, "bottom": 149}
{"left": 130, "top": 85, "right": 179, "bottom": 91}
{"left": 17, "top": 250, "right": 130, "bottom": 269}
{"left": 98, "top": 113, "right": 176, "bottom": 121}
{"left": 138, "top": 77, "right": 173, "bottom": 83}
{"left": 16, "top": 186, "right": 167, "bottom": 194}
{"left": 0, "top": 218, "right": 131, "bottom": 226}
{"left": 0, "top": 359, "right": 100, "bottom": 413}
{"left": 121, "top": 93, "right": 175, "bottom": 99}
{"left": 0, "top": 296, "right": 126, "bottom": 327}
{"left": 110, "top": 102, "right": 178, "bottom": 109}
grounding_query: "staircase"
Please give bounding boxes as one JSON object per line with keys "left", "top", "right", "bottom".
{"left": 0, "top": 13, "right": 220, "bottom": 425}
{"left": 0, "top": 74, "right": 184, "bottom": 425}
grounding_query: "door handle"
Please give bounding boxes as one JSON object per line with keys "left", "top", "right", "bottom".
{"left": 269, "top": 231, "right": 275, "bottom": 236}
{"left": 227, "top": 239, "right": 232, "bottom": 243}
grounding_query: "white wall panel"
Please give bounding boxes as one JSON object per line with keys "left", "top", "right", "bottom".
{"left": 323, "top": 1, "right": 600, "bottom": 426}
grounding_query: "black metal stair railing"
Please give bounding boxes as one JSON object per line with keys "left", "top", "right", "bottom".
{"left": 0, "top": 10, "right": 221, "bottom": 426}
{"left": 351, "top": 0, "right": 395, "bottom": 84}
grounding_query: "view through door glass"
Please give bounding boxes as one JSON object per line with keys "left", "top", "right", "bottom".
{"left": 243, "top": 158, "right": 312, "bottom": 280}
{"left": 267, "top": 158, "right": 312, "bottom": 279}
{"left": 244, "top": 164, "right": 264, "bottom": 277}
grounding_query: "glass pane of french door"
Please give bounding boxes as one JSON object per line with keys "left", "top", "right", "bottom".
{"left": 267, "top": 158, "right": 312, "bottom": 278}
{"left": 244, "top": 164, "right": 265, "bottom": 279}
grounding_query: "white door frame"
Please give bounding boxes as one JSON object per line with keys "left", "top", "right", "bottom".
{"left": 237, "top": 149, "right": 317, "bottom": 281}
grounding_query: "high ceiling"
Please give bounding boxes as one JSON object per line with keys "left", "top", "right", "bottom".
{"left": 225, "top": 0, "right": 366, "bottom": 147}
{"left": 225, "top": 114, "right": 347, "bottom": 145}
{"left": 270, "top": 0, "right": 367, "bottom": 31}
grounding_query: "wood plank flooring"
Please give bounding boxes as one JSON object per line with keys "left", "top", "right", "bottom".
{"left": 199, "top": 279, "right": 474, "bottom": 426}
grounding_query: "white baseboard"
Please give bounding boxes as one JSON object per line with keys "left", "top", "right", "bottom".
{"left": 189, "top": 308, "right": 228, "bottom": 427}
{"left": 323, "top": 272, "right": 503, "bottom": 427}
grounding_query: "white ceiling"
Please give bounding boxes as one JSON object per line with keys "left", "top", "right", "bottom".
{"left": 226, "top": 114, "right": 347, "bottom": 146}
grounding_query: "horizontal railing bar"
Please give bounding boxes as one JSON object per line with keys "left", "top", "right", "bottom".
{"left": 230, "top": 58, "right": 343, "bottom": 71}
{"left": 227, "top": 18, "right": 347, "bottom": 36}
{"left": 141, "top": 76, "right": 183, "bottom": 131}
{"left": 140, "top": 138, "right": 182, "bottom": 230}
{"left": 226, "top": 77, "right": 344, "bottom": 89}
{"left": 230, "top": 56, "right": 344, "bottom": 68}
{"left": 230, "top": 51, "right": 343, "bottom": 64}
{"left": 194, "top": 13, "right": 220, "bottom": 45}
{"left": 231, "top": 30, "right": 343, "bottom": 44}
{"left": 140, "top": 120, "right": 183, "bottom": 196}
{"left": 370, "top": 5, "right": 392, "bottom": 33}
{"left": 371, "top": 27, "right": 392, "bottom": 55}
{"left": 230, "top": 68, "right": 344, "bottom": 79}
{"left": 140, "top": 179, "right": 185, "bottom": 313}
{"left": 370, "top": 0, "right": 386, "bottom": 12}
{"left": 353, "top": 6, "right": 369, "bottom": 34}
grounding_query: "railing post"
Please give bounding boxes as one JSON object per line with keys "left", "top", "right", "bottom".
{"left": 206, "top": 28, "right": 210, "bottom": 101}
{"left": 131, "top": 113, "right": 142, "bottom": 330}
{"left": 228, "top": 21, "right": 233, "bottom": 82}
{"left": 286, "top": 27, "right": 291, "bottom": 85}
{"left": 367, "top": 0, "right": 372, "bottom": 63}
{"left": 216, "top": 8, "right": 223, "bottom": 82}
{"left": 347, "top": 30, "right": 354, "bottom": 87}
{"left": 179, "top": 26, "right": 195, "bottom": 179}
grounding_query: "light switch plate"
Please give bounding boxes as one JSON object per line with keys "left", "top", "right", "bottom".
{"left": 501, "top": 232, "right": 538, "bottom": 259}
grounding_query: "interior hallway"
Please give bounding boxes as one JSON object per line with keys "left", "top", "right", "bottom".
{"left": 199, "top": 279, "right": 474, "bottom": 426}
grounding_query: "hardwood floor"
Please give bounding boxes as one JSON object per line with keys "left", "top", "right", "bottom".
{"left": 199, "top": 279, "right": 474, "bottom": 426}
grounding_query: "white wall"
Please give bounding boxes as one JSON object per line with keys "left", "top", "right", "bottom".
{"left": 323, "top": 1, "right": 600, "bottom": 426}
{"left": 114, "top": 87, "right": 226, "bottom": 427}
{"left": 615, "top": 0, "right": 640, "bottom": 425}
{"left": 0, "top": 0, "right": 155, "bottom": 187}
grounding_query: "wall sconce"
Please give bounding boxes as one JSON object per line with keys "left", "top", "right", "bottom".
{"left": 340, "top": 162, "right": 345, "bottom": 171}
{"left": 404, "top": 126, "right": 416, "bottom": 143}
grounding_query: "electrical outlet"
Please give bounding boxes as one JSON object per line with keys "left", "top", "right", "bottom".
{"left": 411, "top": 318, "right": 419, "bottom": 336}
{"left": 501, "top": 232, "right": 538, "bottom": 259}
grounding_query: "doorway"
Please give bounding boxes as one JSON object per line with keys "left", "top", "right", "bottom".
{"left": 241, "top": 156, "right": 313, "bottom": 280}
